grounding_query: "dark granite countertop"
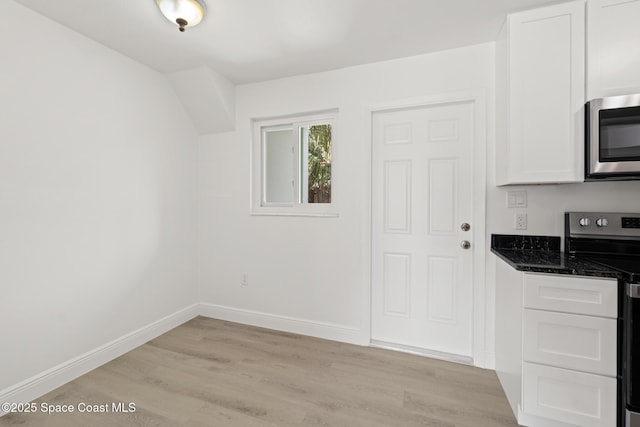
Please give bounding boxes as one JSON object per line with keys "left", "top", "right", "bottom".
{"left": 491, "top": 234, "right": 621, "bottom": 279}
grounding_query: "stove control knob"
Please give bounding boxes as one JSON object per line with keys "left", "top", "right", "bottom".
{"left": 579, "top": 217, "right": 591, "bottom": 227}
{"left": 596, "top": 218, "right": 609, "bottom": 227}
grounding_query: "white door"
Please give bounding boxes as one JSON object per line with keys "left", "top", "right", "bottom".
{"left": 371, "top": 101, "right": 475, "bottom": 361}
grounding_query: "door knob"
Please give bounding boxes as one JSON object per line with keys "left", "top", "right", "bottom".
{"left": 461, "top": 223, "right": 471, "bottom": 231}
{"left": 461, "top": 240, "right": 471, "bottom": 250}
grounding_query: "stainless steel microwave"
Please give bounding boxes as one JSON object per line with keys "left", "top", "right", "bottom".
{"left": 586, "top": 93, "right": 640, "bottom": 181}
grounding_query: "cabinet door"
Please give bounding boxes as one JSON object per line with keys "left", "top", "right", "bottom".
{"left": 505, "top": 1, "right": 585, "bottom": 184}
{"left": 588, "top": 0, "right": 640, "bottom": 99}
{"left": 523, "top": 362, "right": 617, "bottom": 427}
{"left": 523, "top": 309, "right": 617, "bottom": 376}
{"left": 523, "top": 273, "right": 618, "bottom": 318}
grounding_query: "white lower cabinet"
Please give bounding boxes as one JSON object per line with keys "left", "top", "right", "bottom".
{"left": 495, "top": 261, "right": 618, "bottom": 427}
{"left": 523, "top": 363, "right": 617, "bottom": 427}
{"left": 523, "top": 273, "right": 618, "bottom": 318}
{"left": 523, "top": 309, "right": 617, "bottom": 376}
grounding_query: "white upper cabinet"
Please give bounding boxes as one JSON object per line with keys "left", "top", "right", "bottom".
{"left": 588, "top": 0, "right": 640, "bottom": 99}
{"left": 496, "top": 1, "right": 585, "bottom": 185}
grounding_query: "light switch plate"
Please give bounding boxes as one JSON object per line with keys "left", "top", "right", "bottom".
{"left": 507, "top": 191, "right": 527, "bottom": 208}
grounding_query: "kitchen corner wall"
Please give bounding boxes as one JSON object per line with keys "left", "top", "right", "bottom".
{"left": 486, "top": 181, "right": 640, "bottom": 240}
{"left": 484, "top": 150, "right": 640, "bottom": 365}
{"left": 198, "top": 43, "right": 495, "bottom": 356}
{"left": 0, "top": 2, "right": 199, "bottom": 392}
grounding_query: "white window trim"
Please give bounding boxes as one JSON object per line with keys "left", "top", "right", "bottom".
{"left": 251, "top": 110, "right": 339, "bottom": 217}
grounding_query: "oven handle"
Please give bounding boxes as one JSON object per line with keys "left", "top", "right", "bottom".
{"left": 628, "top": 283, "right": 640, "bottom": 298}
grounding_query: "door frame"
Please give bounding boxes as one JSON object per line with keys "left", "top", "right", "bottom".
{"left": 362, "top": 90, "right": 488, "bottom": 368}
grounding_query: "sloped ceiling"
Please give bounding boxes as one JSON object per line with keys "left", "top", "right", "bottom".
{"left": 14, "top": 0, "right": 568, "bottom": 84}
{"left": 13, "top": 0, "right": 569, "bottom": 134}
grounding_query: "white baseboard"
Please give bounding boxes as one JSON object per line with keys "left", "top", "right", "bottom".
{"left": 0, "top": 302, "right": 363, "bottom": 417}
{"left": 1, "top": 302, "right": 493, "bottom": 418}
{"left": 0, "top": 304, "right": 199, "bottom": 417}
{"left": 370, "top": 339, "right": 474, "bottom": 365}
{"left": 198, "top": 303, "right": 365, "bottom": 346}
{"left": 483, "top": 351, "right": 496, "bottom": 370}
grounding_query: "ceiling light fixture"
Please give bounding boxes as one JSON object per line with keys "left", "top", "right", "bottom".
{"left": 156, "top": 0, "right": 206, "bottom": 33}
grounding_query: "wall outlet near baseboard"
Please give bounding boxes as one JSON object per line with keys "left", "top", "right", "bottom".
{"left": 514, "top": 213, "right": 527, "bottom": 230}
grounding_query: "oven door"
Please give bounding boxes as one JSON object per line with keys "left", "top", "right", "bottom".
{"left": 587, "top": 94, "right": 640, "bottom": 181}
{"left": 626, "top": 282, "right": 640, "bottom": 426}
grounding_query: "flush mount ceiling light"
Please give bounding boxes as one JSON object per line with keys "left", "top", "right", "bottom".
{"left": 156, "top": 0, "right": 206, "bottom": 32}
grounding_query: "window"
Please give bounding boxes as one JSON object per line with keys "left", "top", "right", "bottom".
{"left": 252, "top": 110, "right": 337, "bottom": 216}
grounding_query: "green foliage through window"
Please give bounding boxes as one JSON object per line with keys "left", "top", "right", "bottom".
{"left": 307, "top": 124, "right": 332, "bottom": 203}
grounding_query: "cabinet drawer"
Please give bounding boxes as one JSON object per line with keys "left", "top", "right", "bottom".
{"left": 523, "top": 274, "right": 617, "bottom": 318}
{"left": 523, "top": 309, "right": 617, "bottom": 376}
{"left": 523, "top": 362, "right": 617, "bottom": 427}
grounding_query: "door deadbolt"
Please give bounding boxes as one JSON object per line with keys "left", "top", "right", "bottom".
{"left": 461, "top": 223, "right": 471, "bottom": 232}
{"left": 461, "top": 240, "right": 471, "bottom": 250}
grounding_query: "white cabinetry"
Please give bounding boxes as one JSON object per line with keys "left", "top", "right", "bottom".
{"left": 523, "top": 273, "right": 617, "bottom": 317}
{"left": 495, "top": 260, "right": 618, "bottom": 427}
{"left": 588, "top": 0, "right": 640, "bottom": 99}
{"left": 522, "top": 363, "right": 617, "bottom": 427}
{"left": 523, "top": 309, "right": 617, "bottom": 376}
{"left": 496, "top": 1, "right": 585, "bottom": 185}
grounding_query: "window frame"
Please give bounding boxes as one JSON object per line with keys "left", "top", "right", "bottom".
{"left": 251, "top": 110, "right": 338, "bottom": 217}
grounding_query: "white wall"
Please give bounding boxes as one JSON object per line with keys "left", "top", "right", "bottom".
{"left": 199, "top": 37, "right": 640, "bottom": 368}
{"left": 198, "top": 43, "right": 495, "bottom": 350}
{"left": 486, "top": 183, "right": 640, "bottom": 238}
{"left": 0, "top": 1, "right": 198, "bottom": 392}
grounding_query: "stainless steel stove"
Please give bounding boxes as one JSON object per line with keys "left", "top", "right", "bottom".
{"left": 566, "top": 212, "right": 640, "bottom": 427}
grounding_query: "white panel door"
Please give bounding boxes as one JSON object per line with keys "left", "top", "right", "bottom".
{"left": 371, "top": 102, "right": 474, "bottom": 359}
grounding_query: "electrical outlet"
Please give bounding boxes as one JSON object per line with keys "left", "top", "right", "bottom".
{"left": 514, "top": 213, "right": 527, "bottom": 230}
{"left": 241, "top": 272, "right": 248, "bottom": 286}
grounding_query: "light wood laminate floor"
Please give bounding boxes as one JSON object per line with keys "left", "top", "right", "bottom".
{"left": 0, "top": 317, "right": 518, "bottom": 426}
